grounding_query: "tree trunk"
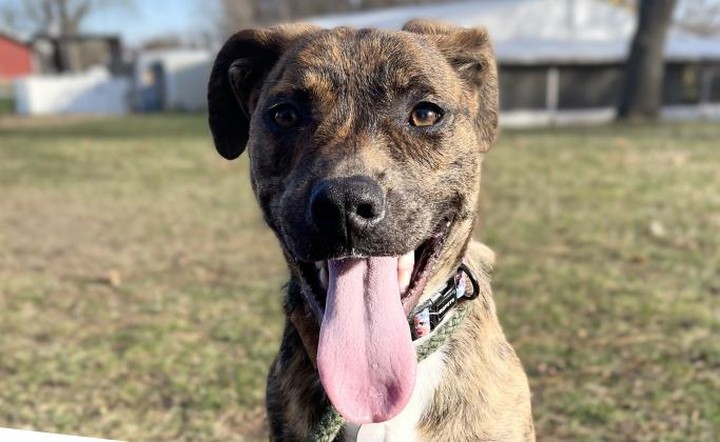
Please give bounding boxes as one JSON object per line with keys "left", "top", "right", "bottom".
{"left": 617, "top": 0, "right": 678, "bottom": 120}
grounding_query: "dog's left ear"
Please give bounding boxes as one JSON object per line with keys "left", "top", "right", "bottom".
{"left": 207, "top": 24, "right": 318, "bottom": 160}
{"left": 403, "top": 20, "right": 499, "bottom": 150}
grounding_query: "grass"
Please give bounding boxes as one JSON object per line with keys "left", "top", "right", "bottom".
{"left": 0, "top": 114, "right": 718, "bottom": 441}
{"left": 0, "top": 97, "right": 14, "bottom": 114}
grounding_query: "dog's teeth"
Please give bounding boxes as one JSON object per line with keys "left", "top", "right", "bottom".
{"left": 398, "top": 268, "right": 412, "bottom": 295}
{"left": 319, "top": 265, "right": 328, "bottom": 291}
{"left": 398, "top": 251, "right": 414, "bottom": 271}
{"left": 398, "top": 251, "right": 414, "bottom": 295}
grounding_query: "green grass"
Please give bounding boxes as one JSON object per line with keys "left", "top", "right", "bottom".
{"left": 0, "top": 97, "right": 14, "bottom": 114}
{"left": 0, "top": 115, "right": 718, "bottom": 441}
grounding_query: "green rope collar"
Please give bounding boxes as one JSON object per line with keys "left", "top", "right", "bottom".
{"left": 309, "top": 304, "right": 470, "bottom": 442}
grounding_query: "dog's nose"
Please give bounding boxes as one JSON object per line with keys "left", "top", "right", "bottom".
{"left": 310, "top": 176, "right": 386, "bottom": 233}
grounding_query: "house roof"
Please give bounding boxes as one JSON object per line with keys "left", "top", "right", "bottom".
{"left": 307, "top": 0, "right": 720, "bottom": 63}
{"left": 0, "top": 30, "right": 31, "bottom": 49}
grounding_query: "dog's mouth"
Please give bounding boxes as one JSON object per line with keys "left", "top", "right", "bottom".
{"left": 297, "top": 218, "right": 450, "bottom": 321}
{"left": 294, "top": 218, "right": 451, "bottom": 425}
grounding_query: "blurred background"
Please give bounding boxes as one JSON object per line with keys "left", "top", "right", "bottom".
{"left": 0, "top": 0, "right": 718, "bottom": 441}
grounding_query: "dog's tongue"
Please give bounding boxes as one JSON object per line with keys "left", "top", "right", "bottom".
{"left": 317, "top": 257, "right": 416, "bottom": 424}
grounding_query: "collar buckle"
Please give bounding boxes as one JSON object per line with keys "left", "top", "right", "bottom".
{"left": 410, "top": 263, "right": 480, "bottom": 340}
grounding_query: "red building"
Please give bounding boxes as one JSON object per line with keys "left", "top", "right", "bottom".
{"left": 0, "top": 32, "right": 34, "bottom": 79}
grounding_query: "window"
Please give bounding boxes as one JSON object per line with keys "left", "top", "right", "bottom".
{"left": 558, "top": 65, "right": 624, "bottom": 109}
{"left": 499, "top": 66, "right": 548, "bottom": 111}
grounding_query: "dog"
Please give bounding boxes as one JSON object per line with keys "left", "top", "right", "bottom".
{"left": 207, "top": 20, "right": 534, "bottom": 441}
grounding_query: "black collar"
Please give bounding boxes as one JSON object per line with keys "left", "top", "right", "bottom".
{"left": 409, "top": 263, "right": 480, "bottom": 341}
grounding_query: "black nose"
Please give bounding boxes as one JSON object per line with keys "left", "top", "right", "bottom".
{"left": 309, "top": 176, "right": 386, "bottom": 233}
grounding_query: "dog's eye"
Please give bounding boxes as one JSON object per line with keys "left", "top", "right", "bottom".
{"left": 409, "top": 102, "right": 443, "bottom": 127}
{"left": 270, "top": 104, "right": 299, "bottom": 129}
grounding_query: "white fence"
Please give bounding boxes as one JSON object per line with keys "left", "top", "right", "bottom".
{"left": 14, "top": 69, "right": 130, "bottom": 116}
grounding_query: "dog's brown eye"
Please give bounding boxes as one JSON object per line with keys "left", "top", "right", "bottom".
{"left": 409, "top": 102, "right": 443, "bottom": 127}
{"left": 271, "top": 104, "right": 299, "bottom": 129}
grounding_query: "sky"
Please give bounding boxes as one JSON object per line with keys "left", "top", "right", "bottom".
{"left": 83, "top": 0, "right": 208, "bottom": 45}
{"left": 2, "top": 0, "right": 718, "bottom": 47}
{"left": 0, "top": 0, "right": 211, "bottom": 46}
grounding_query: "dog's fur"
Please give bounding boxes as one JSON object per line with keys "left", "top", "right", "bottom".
{"left": 208, "top": 20, "right": 534, "bottom": 441}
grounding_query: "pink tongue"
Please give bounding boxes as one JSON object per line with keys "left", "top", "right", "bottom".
{"left": 317, "top": 257, "right": 417, "bottom": 424}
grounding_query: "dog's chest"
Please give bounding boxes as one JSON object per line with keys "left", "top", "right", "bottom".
{"left": 342, "top": 350, "right": 446, "bottom": 442}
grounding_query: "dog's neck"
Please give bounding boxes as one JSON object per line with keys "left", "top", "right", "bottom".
{"left": 299, "top": 303, "right": 473, "bottom": 441}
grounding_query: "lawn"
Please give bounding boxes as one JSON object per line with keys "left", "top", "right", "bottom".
{"left": 0, "top": 97, "right": 14, "bottom": 114}
{"left": 0, "top": 115, "right": 718, "bottom": 441}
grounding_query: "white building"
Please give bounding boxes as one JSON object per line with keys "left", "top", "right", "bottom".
{"left": 309, "top": 0, "right": 720, "bottom": 125}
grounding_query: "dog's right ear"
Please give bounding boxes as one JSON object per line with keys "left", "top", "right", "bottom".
{"left": 207, "top": 24, "right": 318, "bottom": 160}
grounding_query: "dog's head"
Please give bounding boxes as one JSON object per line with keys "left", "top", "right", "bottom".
{"left": 208, "top": 20, "right": 498, "bottom": 425}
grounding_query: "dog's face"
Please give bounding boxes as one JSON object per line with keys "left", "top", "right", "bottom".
{"left": 208, "top": 20, "right": 498, "bottom": 425}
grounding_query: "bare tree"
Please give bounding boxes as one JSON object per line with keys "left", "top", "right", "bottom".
{"left": 676, "top": 0, "right": 720, "bottom": 37}
{"left": 617, "top": 0, "right": 678, "bottom": 120}
{"left": 0, "top": 0, "right": 132, "bottom": 37}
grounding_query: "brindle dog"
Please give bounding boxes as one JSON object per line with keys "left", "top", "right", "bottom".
{"left": 207, "top": 20, "right": 534, "bottom": 441}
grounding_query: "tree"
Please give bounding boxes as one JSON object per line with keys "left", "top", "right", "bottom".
{"left": 0, "top": 0, "right": 132, "bottom": 37}
{"left": 1, "top": 0, "right": 132, "bottom": 73}
{"left": 676, "top": 0, "right": 720, "bottom": 37}
{"left": 617, "top": 0, "right": 678, "bottom": 120}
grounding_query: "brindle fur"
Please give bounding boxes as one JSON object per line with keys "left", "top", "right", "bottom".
{"left": 208, "top": 20, "right": 534, "bottom": 441}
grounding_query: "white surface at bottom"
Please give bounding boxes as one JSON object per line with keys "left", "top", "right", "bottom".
{"left": 0, "top": 428, "right": 121, "bottom": 442}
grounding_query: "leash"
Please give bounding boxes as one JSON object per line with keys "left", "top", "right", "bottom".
{"left": 308, "top": 264, "right": 479, "bottom": 441}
